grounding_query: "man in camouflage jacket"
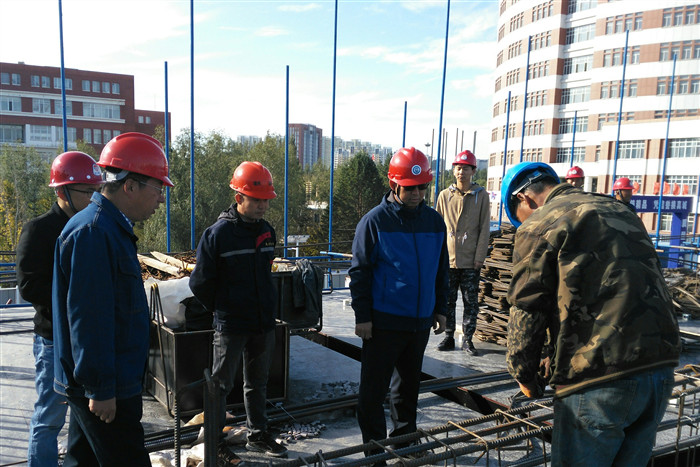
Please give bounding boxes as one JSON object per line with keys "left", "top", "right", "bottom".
{"left": 504, "top": 166, "right": 680, "bottom": 466}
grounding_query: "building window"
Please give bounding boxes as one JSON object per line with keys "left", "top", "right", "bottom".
{"left": 1, "top": 73, "right": 9, "bottom": 84}
{"left": 111, "top": 83, "right": 120, "bottom": 94}
{"left": 113, "top": 130, "right": 121, "bottom": 137}
{"left": 527, "top": 90, "right": 548, "bottom": 107}
{"left": 568, "top": 0, "right": 596, "bottom": 14}
{"left": 138, "top": 116, "right": 144, "bottom": 123}
{"left": 561, "top": 86, "right": 590, "bottom": 104}
{"left": 102, "top": 82, "right": 110, "bottom": 94}
{"left": 565, "top": 24, "right": 595, "bottom": 44}
{"left": 508, "top": 40, "right": 523, "bottom": 59}
{"left": 556, "top": 147, "right": 585, "bottom": 163}
{"left": 605, "top": 13, "right": 642, "bottom": 34}
{"left": 145, "top": 116, "right": 152, "bottom": 124}
{"left": 82, "top": 80, "right": 90, "bottom": 91}
{"left": 54, "top": 100, "right": 73, "bottom": 116}
{"left": 660, "top": 41, "right": 700, "bottom": 61}
{"left": 0, "top": 96, "right": 22, "bottom": 112}
{"left": 32, "top": 98, "right": 51, "bottom": 114}
{"left": 669, "top": 138, "right": 700, "bottom": 158}
{"left": 600, "top": 81, "right": 621, "bottom": 99}
{"left": 563, "top": 55, "right": 592, "bottom": 74}
{"left": 663, "top": 6, "right": 700, "bottom": 27}
{"left": 657, "top": 75, "right": 700, "bottom": 95}
{"left": 53, "top": 77, "right": 73, "bottom": 90}
{"left": 597, "top": 112, "right": 634, "bottom": 130}
{"left": 103, "top": 129, "right": 112, "bottom": 142}
{"left": 93, "top": 129, "right": 102, "bottom": 145}
{"left": 524, "top": 119, "right": 545, "bottom": 136}
{"left": 533, "top": 0, "right": 553, "bottom": 21}
{"left": 498, "top": 25, "right": 505, "bottom": 41}
{"left": 522, "top": 148, "right": 543, "bottom": 162}
{"left": 559, "top": 116, "right": 588, "bottom": 134}
{"left": 529, "top": 61, "right": 549, "bottom": 79}
{"left": 84, "top": 129, "right": 92, "bottom": 143}
{"left": 493, "top": 103, "right": 500, "bottom": 117}
{"left": 31, "top": 75, "right": 40, "bottom": 87}
{"left": 627, "top": 79, "right": 638, "bottom": 97}
{"left": 531, "top": 32, "right": 551, "bottom": 51}
{"left": 510, "top": 12, "right": 524, "bottom": 32}
{"left": 28, "top": 125, "right": 52, "bottom": 142}
{"left": 491, "top": 128, "right": 499, "bottom": 142}
{"left": 83, "top": 103, "right": 121, "bottom": 119}
{"left": 665, "top": 174, "right": 698, "bottom": 195}
{"left": 495, "top": 77, "right": 502, "bottom": 92}
{"left": 618, "top": 140, "right": 645, "bottom": 159}
{"left": 497, "top": 51, "right": 504, "bottom": 66}
{"left": 0, "top": 124, "right": 24, "bottom": 143}
{"left": 92, "top": 81, "right": 100, "bottom": 93}
{"left": 506, "top": 69, "right": 520, "bottom": 85}
{"left": 41, "top": 76, "right": 50, "bottom": 88}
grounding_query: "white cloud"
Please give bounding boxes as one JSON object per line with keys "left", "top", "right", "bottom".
{"left": 278, "top": 3, "right": 322, "bottom": 13}
{"left": 255, "top": 26, "right": 289, "bottom": 37}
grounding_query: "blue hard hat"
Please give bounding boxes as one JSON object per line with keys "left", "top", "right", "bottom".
{"left": 501, "top": 162, "right": 560, "bottom": 228}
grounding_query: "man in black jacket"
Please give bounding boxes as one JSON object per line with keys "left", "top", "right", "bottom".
{"left": 16, "top": 151, "right": 103, "bottom": 466}
{"left": 189, "top": 161, "right": 286, "bottom": 460}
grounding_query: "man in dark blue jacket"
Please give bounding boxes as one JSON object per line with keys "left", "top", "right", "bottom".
{"left": 189, "top": 161, "right": 287, "bottom": 459}
{"left": 350, "top": 147, "right": 448, "bottom": 457}
{"left": 53, "top": 133, "right": 172, "bottom": 466}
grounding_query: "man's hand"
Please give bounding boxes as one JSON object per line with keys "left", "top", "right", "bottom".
{"left": 433, "top": 314, "right": 446, "bottom": 335}
{"left": 517, "top": 374, "right": 545, "bottom": 399}
{"left": 89, "top": 397, "right": 116, "bottom": 423}
{"left": 355, "top": 322, "right": 373, "bottom": 340}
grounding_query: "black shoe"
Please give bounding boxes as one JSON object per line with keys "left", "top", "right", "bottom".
{"left": 246, "top": 432, "right": 288, "bottom": 458}
{"left": 463, "top": 340, "right": 479, "bottom": 356}
{"left": 437, "top": 335, "right": 455, "bottom": 351}
{"left": 217, "top": 444, "right": 245, "bottom": 466}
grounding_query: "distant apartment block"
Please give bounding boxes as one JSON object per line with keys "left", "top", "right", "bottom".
{"left": 0, "top": 61, "right": 168, "bottom": 159}
{"left": 488, "top": 0, "right": 700, "bottom": 233}
{"left": 288, "top": 123, "right": 323, "bottom": 170}
{"left": 321, "top": 136, "right": 393, "bottom": 169}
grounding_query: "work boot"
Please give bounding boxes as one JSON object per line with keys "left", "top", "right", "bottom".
{"left": 437, "top": 335, "right": 455, "bottom": 351}
{"left": 463, "top": 340, "right": 479, "bottom": 356}
{"left": 245, "top": 432, "right": 288, "bottom": 458}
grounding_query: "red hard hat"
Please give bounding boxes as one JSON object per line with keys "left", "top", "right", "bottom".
{"left": 453, "top": 150, "right": 477, "bottom": 167}
{"left": 49, "top": 151, "right": 104, "bottom": 187}
{"left": 98, "top": 132, "right": 173, "bottom": 186}
{"left": 230, "top": 161, "right": 277, "bottom": 199}
{"left": 613, "top": 177, "right": 634, "bottom": 191}
{"left": 565, "top": 166, "right": 584, "bottom": 179}
{"left": 387, "top": 147, "right": 433, "bottom": 186}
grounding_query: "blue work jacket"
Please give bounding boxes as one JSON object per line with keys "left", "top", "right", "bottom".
{"left": 349, "top": 192, "right": 449, "bottom": 332}
{"left": 53, "top": 192, "right": 149, "bottom": 400}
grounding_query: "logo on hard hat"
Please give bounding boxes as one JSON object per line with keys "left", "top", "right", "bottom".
{"left": 460, "top": 155, "right": 468, "bottom": 161}
{"left": 92, "top": 164, "right": 102, "bottom": 177}
{"left": 411, "top": 165, "right": 422, "bottom": 176}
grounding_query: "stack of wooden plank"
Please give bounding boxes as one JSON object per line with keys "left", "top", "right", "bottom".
{"left": 664, "top": 268, "right": 700, "bottom": 319}
{"left": 475, "top": 226, "right": 516, "bottom": 346}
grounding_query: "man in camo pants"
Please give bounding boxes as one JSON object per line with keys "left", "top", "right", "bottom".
{"left": 435, "top": 150, "right": 490, "bottom": 355}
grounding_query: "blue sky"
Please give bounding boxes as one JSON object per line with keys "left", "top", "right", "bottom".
{"left": 2, "top": 0, "right": 499, "bottom": 155}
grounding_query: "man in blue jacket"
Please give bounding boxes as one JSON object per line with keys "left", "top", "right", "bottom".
{"left": 350, "top": 147, "right": 448, "bottom": 458}
{"left": 53, "top": 133, "right": 172, "bottom": 466}
{"left": 189, "top": 161, "right": 287, "bottom": 460}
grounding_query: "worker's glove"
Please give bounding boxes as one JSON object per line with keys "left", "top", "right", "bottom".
{"left": 517, "top": 374, "right": 546, "bottom": 399}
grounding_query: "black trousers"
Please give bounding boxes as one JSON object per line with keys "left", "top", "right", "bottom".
{"left": 356, "top": 327, "right": 431, "bottom": 452}
{"left": 63, "top": 394, "right": 150, "bottom": 467}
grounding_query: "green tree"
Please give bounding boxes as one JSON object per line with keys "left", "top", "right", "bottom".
{"left": 0, "top": 145, "right": 52, "bottom": 251}
{"left": 331, "top": 152, "right": 386, "bottom": 254}
{"left": 473, "top": 168, "right": 487, "bottom": 187}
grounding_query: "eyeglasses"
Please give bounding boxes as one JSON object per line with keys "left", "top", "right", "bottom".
{"left": 68, "top": 187, "right": 100, "bottom": 195}
{"left": 402, "top": 183, "right": 429, "bottom": 191}
{"left": 138, "top": 180, "right": 166, "bottom": 196}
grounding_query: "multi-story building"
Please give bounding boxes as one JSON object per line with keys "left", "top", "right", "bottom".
{"left": 288, "top": 123, "right": 323, "bottom": 170}
{"left": 488, "top": 0, "right": 700, "bottom": 233}
{"left": 0, "top": 61, "right": 167, "bottom": 159}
